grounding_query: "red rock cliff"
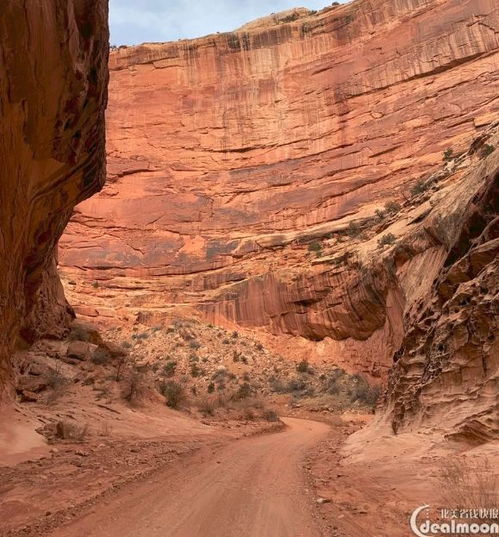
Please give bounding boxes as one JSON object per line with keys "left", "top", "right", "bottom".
{"left": 0, "top": 1, "right": 109, "bottom": 399}
{"left": 60, "top": 0, "right": 498, "bottom": 382}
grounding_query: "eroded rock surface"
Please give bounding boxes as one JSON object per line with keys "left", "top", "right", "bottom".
{"left": 386, "top": 135, "right": 499, "bottom": 439}
{"left": 0, "top": 1, "right": 109, "bottom": 399}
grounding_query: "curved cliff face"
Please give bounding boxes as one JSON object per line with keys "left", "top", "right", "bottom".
{"left": 0, "top": 1, "right": 109, "bottom": 398}
{"left": 59, "top": 0, "right": 498, "bottom": 379}
{"left": 385, "top": 134, "right": 499, "bottom": 439}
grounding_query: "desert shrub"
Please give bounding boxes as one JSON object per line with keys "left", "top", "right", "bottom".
{"left": 308, "top": 242, "right": 322, "bottom": 253}
{"left": 348, "top": 375, "right": 380, "bottom": 406}
{"left": 481, "top": 144, "right": 495, "bottom": 158}
{"left": 270, "top": 376, "right": 307, "bottom": 394}
{"left": 68, "top": 325, "right": 91, "bottom": 342}
{"left": 190, "top": 364, "right": 202, "bottom": 378}
{"left": 232, "top": 382, "right": 252, "bottom": 401}
{"left": 92, "top": 281, "right": 99, "bottom": 288}
{"left": 160, "top": 380, "right": 185, "bottom": 409}
{"left": 162, "top": 360, "right": 177, "bottom": 378}
{"left": 233, "top": 350, "right": 241, "bottom": 362}
{"left": 375, "top": 208, "right": 386, "bottom": 220}
{"left": 410, "top": 178, "right": 430, "bottom": 196}
{"left": 91, "top": 347, "right": 112, "bottom": 365}
{"left": 255, "top": 342, "right": 264, "bottom": 351}
{"left": 346, "top": 221, "right": 361, "bottom": 238}
{"left": 115, "top": 354, "right": 131, "bottom": 382}
{"left": 207, "top": 382, "right": 215, "bottom": 393}
{"left": 439, "top": 458, "right": 498, "bottom": 515}
{"left": 197, "top": 396, "right": 216, "bottom": 416}
{"left": 384, "top": 201, "right": 401, "bottom": 214}
{"left": 46, "top": 365, "right": 67, "bottom": 391}
{"left": 262, "top": 409, "right": 279, "bottom": 422}
{"left": 189, "top": 339, "right": 201, "bottom": 350}
{"left": 132, "top": 332, "right": 149, "bottom": 340}
{"left": 55, "top": 420, "right": 88, "bottom": 442}
{"left": 378, "top": 233, "right": 396, "bottom": 247}
{"left": 296, "top": 360, "right": 309, "bottom": 373}
{"left": 281, "top": 13, "right": 300, "bottom": 23}
{"left": 122, "top": 369, "right": 149, "bottom": 405}
{"left": 443, "top": 148, "right": 454, "bottom": 161}
{"left": 231, "top": 331, "right": 239, "bottom": 339}
{"left": 222, "top": 338, "right": 230, "bottom": 344}
{"left": 287, "top": 378, "right": 307, "bottom": 392}
{"left": 269, "top": 376, "right": 284, "bottom": 393}
{"left": 212, "top": 368, "right": 227, "bottom": 382}
{"left": 45, "top": 365, "right": 69, "bottom": 404}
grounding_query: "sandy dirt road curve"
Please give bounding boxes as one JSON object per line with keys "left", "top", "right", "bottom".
{"left": 48, "top": 417, "right": 330, "bottom": 537}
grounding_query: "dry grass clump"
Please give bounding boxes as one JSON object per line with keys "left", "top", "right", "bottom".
{"left": 122, "top": 368, "right": 152, "bottom": 406}
{"left": 45, "top": 364, "right": 69, "bottom": 404}
{"left": 194, "top": 393, "right": 279, "bottom": 422}
{"left": 439, "top": 457, "right": 498, "bottom": 515}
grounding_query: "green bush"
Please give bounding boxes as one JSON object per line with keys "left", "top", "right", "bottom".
{"left": 163, "top": 360, "right": 177, "bottom": 378}
{"left": 296, "top": 359, "right": 309, "bottom": 373}
{"left": 160, "top": 380, "right": 185, "bottom": 409}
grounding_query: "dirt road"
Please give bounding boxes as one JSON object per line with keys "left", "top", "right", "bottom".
{"left": 48, "top": 417, "right": 330, "bottom": 537}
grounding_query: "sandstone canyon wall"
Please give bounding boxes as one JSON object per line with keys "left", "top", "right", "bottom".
{"left": 0, "top": 1, "right": 109, "bottom": 399}
{"left": 59, "top": 0, "right": 498, "bottom": 432}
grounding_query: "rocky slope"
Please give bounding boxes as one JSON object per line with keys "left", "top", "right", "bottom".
{"left": 0, "top": 1, "right": 109, "bottom": 399}
{"left": 57, "top": 0, "right": 498, "bottom": 433}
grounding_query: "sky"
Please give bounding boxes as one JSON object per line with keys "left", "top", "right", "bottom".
{"left": 110, "top": 0, "right": 347, "bottom": 45}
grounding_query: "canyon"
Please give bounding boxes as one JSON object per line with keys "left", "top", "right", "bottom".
{"left": 0, "top": 1, "right": 498, "bottom": 536}
{"left": 58, "top": 0, "right": 498, "bottom": 435}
